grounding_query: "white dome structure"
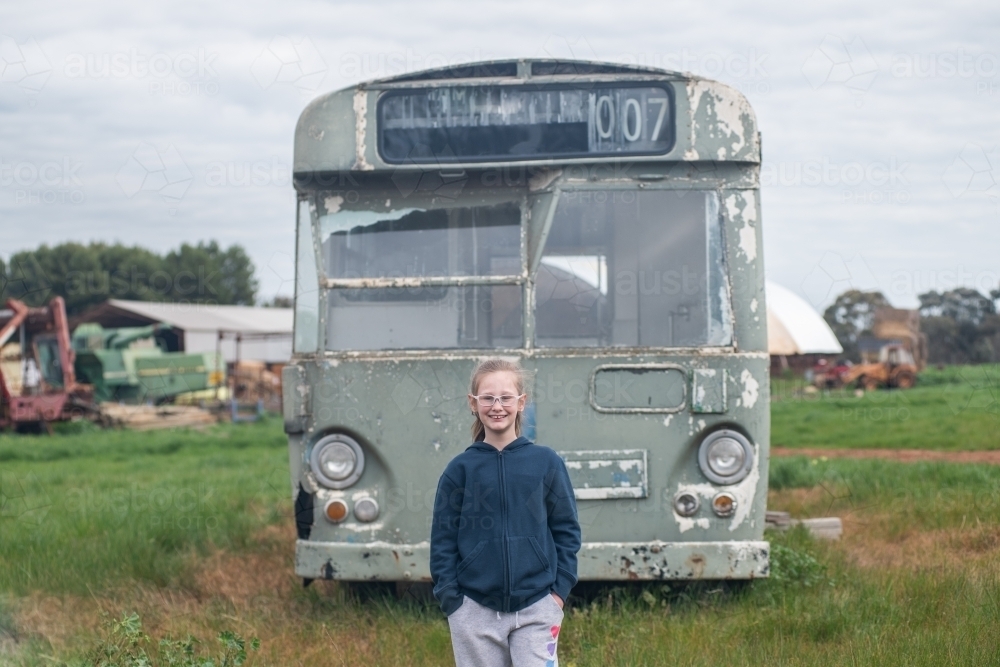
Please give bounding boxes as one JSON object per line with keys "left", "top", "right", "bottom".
{"left": 765, "top": 281, "right": 843, "bottom": 355}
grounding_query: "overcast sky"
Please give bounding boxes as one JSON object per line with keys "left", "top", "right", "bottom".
{"left": 1, "top": 0, "right": 997, "bottom": 309}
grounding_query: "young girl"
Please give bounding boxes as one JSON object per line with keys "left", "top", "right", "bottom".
{"left": 431, "top": 358, "right": 581, "bottom": 667}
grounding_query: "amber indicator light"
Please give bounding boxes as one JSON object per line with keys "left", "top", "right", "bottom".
{"left": 325, "top": 499, "right": 349, "bottom": 523}
{"left": 712, "top": 493, "right": 736, "bottom": 517}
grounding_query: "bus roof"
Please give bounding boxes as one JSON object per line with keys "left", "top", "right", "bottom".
{"left": 294, "top": 58, "right": 759, "bottom": 176}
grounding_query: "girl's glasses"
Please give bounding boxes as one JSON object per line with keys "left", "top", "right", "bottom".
{"left": 472, "top": 394, "right": 523, "bottom": 408}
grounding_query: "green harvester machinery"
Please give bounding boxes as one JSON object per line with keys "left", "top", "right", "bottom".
{"left": 72, "top": 323, "right": 226, "bottom": 404}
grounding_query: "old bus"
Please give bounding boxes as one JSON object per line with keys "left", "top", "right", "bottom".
{"left": 283, "top": 59, "right": 769, "bottom": 587}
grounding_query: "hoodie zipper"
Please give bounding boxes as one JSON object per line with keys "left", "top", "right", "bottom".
{"left": 498, "top": 449, "right": 510, "bottom": 613}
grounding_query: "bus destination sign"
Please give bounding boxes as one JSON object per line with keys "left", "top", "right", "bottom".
{"left": 378, "top": 84, "right": 674, "bottom": 164}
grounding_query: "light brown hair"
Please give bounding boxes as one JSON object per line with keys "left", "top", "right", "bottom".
{"left": 469, "top": 358, "right": 529, "bottom": 442}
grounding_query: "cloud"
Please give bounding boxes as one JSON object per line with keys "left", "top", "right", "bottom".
{"left": 0, "top": 0, "right": 998, "bottom": 309}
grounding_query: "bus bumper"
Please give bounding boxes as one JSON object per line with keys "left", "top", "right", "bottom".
{"left": 295, "top": 540, "right": 770, "bottom": 581}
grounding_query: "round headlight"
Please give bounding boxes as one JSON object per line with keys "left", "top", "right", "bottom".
{"left": 673, "top": 492, "right": 700, "bottom": 517}
{"left": 354, "top": 497, "right": 380, "bottom": 523}
{"left": 320, "top": 443, "right": 356, "bottom": 480}
{"left": 708, "top": 438, "right": 745, "bottom": 477}
{"left": 311, "top": 434, "right": 365, "bottom": 489}
{"left": 698, "top": 430, "right": 754, "bottom": 485}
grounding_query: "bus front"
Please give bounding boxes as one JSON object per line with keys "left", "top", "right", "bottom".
{"left": 285, "top": 59, "right": 769, "bottom": 586}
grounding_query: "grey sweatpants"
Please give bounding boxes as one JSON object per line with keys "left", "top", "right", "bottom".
{"left": 447, "top": 594, "right": 564, "bottom": 667}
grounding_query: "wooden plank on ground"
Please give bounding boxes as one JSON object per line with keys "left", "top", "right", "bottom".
{"left": 99, "top": 404, "right": 218, "bottom": 431}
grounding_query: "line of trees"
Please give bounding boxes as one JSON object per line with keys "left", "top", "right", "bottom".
{"left": 0, "top": 241, "right": 259, "bottom": 315}
{"left": 824, "top": 287, "right": 1000, "bottom": 365}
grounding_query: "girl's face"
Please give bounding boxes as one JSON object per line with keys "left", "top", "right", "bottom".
{"left": 469, "top": 371, "right": 525, "bottom": 442}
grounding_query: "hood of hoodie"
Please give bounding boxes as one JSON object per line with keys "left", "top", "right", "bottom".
{"left": 466, "top": 436, "right": 532, "bottom": 453}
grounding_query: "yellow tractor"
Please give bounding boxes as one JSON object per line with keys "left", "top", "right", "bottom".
{"left": 842, "top": 343, "right": 918, "bottom": 390}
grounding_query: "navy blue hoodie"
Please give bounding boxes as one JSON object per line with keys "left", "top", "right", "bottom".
{"left": 430, "top": 436, "right": 581, "bottom": 615}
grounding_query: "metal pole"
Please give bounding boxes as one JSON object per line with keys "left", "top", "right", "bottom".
{"left": 19, "top": 322, "right": 26, "bottom": 384}
{"left": 216, "top": 331, "right": 222, "bottom": 402}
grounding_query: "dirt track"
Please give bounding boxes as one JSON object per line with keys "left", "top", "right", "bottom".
{"left": 772, "top": 447, "right": 1000, "bottom": 465}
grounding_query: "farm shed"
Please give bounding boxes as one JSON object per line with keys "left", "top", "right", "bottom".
{"left": 73, "top": 300, "right": 293, "bottom": 364}
{"left": 766, "top": 281, "right": 843, "bottom": 374}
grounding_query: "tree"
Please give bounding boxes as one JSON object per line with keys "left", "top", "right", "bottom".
{"left": 0, "top": 241, "right": 259, "bottom": 313}
{"left": 919, "top": 288, "right": 995, "bottom": 326}
{"left": 163, "top": 242, "right": 258, "bottom": 305}
{"left": 823, "top": 289, "right": 890, "bottom": 361}
{"left": 919, "top": 288, "right": 998, "bottom": 364}
{"left": 2, "top": 246, "right": 63, "bottom": 307}
{"left": 266, "top": 295, "right": 294, "bottom": 308}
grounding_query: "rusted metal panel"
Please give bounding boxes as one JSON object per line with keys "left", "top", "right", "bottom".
{"left": 580, "top": 540, "right": 769, "bottom": 580}
{"left": 691, "top": 368, "right": 727, "bottom": 414}
{"left": 49, "top": 297, "right": 77, "bottom": 390}
{"left": 294, "top": 354, "right": 769, "bottom": 541}
{"left": 322, "top": 274, "right": 525, "bottom": 290}
{"left": 0, "top": 300, "right": 30, "bottom": 350}
{"left": 10, "top": 394, "right": 69, "bottom": 422}
{"left": 281, "top": 364, "right": 308, "bottom": 434}
{"left": 293, "top": 61, "right": 761, "bottom": 179}
{"left": 559, "top": 449, "right": 648, "bottom": 500}
{"left": 294, "top": 539, "right": 768, "bottom": 581}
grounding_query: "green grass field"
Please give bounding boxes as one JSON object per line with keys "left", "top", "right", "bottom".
{"left": 772, "top": 363, "right": 1000, "bottom": 450}
{"left": 1, "top": 366, "right": 999, "bottom": 665}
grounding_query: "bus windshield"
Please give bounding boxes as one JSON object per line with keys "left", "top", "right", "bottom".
{"left": 314, "top": 188, "right": 732, "bottom": 352}
{"left": 537, "top": 189, "right": 732, "bottom": 348}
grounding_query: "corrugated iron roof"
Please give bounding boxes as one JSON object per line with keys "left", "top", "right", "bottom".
{"left": 106, "top": 300, "right": 292, "bottom": 334}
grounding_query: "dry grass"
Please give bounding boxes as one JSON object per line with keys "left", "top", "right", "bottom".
{"left": 9, "top": 523, "right": 453, "bottom": 667}
{"left": 10, "top": 515, "right": 1000, "bottom": 666}
{"left": 769, "top": 487, "right": 1000, "bottom": 576}
{"left": 11, "top": 527, "right": 286, "bottom": 656}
